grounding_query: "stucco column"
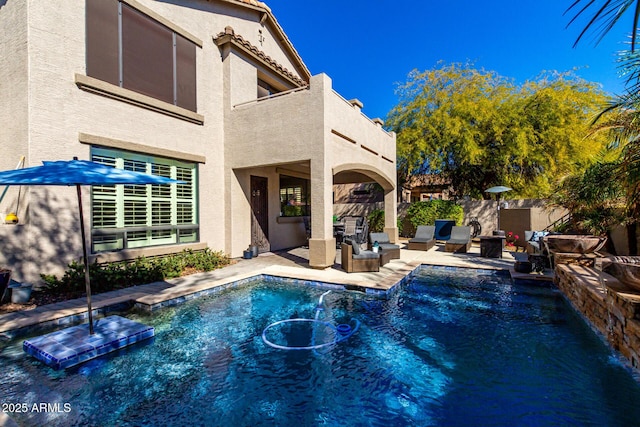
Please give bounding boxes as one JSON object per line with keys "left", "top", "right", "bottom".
{"left": 308, "top": 158, "right": 336, "bottom": 269}
{"left": 383, "top": 189, "right": 398, "bottom": 243}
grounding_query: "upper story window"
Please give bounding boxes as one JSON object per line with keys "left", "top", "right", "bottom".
{"left": 257, "top": 78, "right": 281, "bottom": 99}
{"left": 86, "top": 0, "right": 197, "bottom": 112}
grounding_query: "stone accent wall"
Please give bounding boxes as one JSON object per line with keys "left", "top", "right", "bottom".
{"left": 555, "top": 263, "right": 640, "bottom": 372}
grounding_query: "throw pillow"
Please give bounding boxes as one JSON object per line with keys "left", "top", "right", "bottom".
{"left": 530, "top": 231, "right": 549, "bottom": 242}
{"left": 351, "top": 240, "right": 361, "bottom": 255}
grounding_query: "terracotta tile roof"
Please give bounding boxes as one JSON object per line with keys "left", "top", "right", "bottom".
{"left": 232, "top": 0, "right": 270, "bottom": 11}
{"left": 214, "top": 26, "right": 308, "bottom": 87}
{"left": 404, "top": 174, "right": 452, "bottom": 189}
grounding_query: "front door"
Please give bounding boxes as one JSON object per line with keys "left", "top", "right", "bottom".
{"left": 250, "top": 175, "right": 270, "bottom": 253}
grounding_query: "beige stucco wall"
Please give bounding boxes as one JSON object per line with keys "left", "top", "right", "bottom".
{"left": 0, "top": 0, "right": 397, "bottom": 280}
{"left": 0, "top": 0, "right": 30, "bottom": 277}
{"left": 0, "top": 0, "right": 314, "bottom": 282}
{"left": 226, "top": 73, "right": 397, "bottom": 263}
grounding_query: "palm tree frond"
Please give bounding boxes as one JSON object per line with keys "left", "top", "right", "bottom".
{"left": 567, "top": 0, "right": 638, "bottom": 50}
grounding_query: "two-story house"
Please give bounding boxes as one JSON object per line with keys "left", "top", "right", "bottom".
{"left": 0, "top": 0, "right": 397, "bottom": 283}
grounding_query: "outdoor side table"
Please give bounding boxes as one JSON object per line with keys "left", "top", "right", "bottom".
{"left": 480, "top": 235, "right": 505, "bottom": 258}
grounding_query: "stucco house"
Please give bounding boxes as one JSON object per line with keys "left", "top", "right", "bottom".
{"left": 401, "top": 174, "right": 452, "bottom": 203}
{"left": 0, "top": 0, "right": 397, "bottom": 283}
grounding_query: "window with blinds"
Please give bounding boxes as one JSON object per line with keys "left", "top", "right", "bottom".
{"left": 279, "top": 175, "right": 309, "bottom": 217}
{"left": 90, "top": 147, "right": 199, "bottom": 252}
{"left": 86, "top": 0, "right": 197, "bottom": 112}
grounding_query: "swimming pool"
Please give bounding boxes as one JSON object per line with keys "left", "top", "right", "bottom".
{"left": 2, "top": 266, "right": 640, "bottom": 426}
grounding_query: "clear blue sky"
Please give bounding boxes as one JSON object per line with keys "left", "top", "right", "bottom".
{"left": 267, "top": 0, "right": 632, "bottom": 120}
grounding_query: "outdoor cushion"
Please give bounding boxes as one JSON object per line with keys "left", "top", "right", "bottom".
{"left": 369, "top": 232, "right": 390, "bottom": 244}
{"left": 409, "top": 226, "right": 435, "bottom": 243}
{"left": 351, "top": 239, "right": 361, "bottom": 255}
{"left": 448, "top": 226, "right": 471, "bottom": 244}
{"left": 529, "top": 231, "right": 549, "bottom": 242}
{"left": 353, "top": 251, "right": 379, "bottom": 260}
{"left": 379, "top": 243, "right": 400, "bottom": 250}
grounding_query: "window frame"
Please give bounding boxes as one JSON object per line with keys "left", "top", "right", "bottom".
{"left": 85, "top": 0, "right": 200, "bottom": 114}
{"left": 90, "top": 146, "right": 199, "bottom": 253}
{"left": 279, "top": 174, "right": 310, "bottom": 217}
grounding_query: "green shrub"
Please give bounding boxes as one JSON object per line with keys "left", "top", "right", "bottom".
{"left": 367, "top": 209, "right": 385, "bottom": 233}
{"left": 282, "top": 205, "right": 303, "bottom": 217}
{"left": 40, "top": 248, "right": 230, "bottom": 297}
{"left": 402, "top": 200, "right": 463, "bottom": 236}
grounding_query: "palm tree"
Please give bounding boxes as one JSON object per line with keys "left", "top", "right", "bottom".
{"left": 566, "top": 1, "right": 640, "bottom": 253}
{"left": 566, "top": 0, "right": 640, "bottom": 51}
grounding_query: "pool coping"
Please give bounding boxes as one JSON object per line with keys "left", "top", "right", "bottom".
{"left": 0, "top": 244, "right": 519, "bottom": 339}
{"left": 0, "top": 263, "right": 415, "bottom": 339}
{"left": 0, "top": 266, "right": 513, "bottom": 340}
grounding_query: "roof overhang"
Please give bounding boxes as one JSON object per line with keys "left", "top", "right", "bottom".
{"left": 214, "top": 27, "right": 308, "bottom": 88}
{"left": 210, "top": 0, "right": 311, "bottom": 82}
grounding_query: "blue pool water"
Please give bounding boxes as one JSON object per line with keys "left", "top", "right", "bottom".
{"left": 2, "top": 266, "right": 640, "bottom": 426}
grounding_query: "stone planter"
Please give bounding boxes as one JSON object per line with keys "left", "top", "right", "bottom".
{"left": 544, "top": 235, "right": 607, "bottom": 254}
{"left": 603, "top": 257, "right": 640, "bottom": 292}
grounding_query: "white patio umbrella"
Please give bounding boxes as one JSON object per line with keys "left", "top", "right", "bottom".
{"left": 0, "top": 158, "right": 183, "bottom": 334}
{"left": 485, "top": 185, "right": 512, "bottom": 232}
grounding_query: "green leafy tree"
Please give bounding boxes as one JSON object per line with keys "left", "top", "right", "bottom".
{"left": 387, "top": 62, "right": 610, "bottom": 199}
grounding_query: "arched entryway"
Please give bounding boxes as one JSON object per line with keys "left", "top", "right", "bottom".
{"left": 307, "top": 162, "right": 397, "bottom": 269}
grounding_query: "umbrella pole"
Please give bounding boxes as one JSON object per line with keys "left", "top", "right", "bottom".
{"left": 76, "top": 184, "right": 94, "bottom": 335}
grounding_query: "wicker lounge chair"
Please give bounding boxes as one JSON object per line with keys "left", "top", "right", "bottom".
{"left": 341, "top": 241, "right": 379, "bottom": 273}
{"left": 408, "top": 225, "right": 436, "bottom": 251}
{"left": 368, "top": 232, "right": 400, "bottom": 259}
{"left": 444, "top": 226, "right": 472, "bottom": 253}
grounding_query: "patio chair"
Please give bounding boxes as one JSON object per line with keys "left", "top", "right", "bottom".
{"left": 341, "top": 241, "right": 379, "bottom": 273}
{"left": 337, "top": 216, "right": 359, "bottom": 243}
{"left": 369, "top": 232, "right": 400, "bottom": 260}
{"left": 444, "top": 226, "right": 472, "bottom": 253}
{"left": 356, "top": 218, "right": 369, "bottom": 245}
{"left": 408, "top": 225, "right": 436, "bottom": 251}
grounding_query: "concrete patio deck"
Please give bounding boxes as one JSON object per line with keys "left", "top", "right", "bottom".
{"left": 0, "top": 240, "right": 521, "bottom": 338}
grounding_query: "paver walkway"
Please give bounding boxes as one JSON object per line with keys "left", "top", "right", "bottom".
{"left": 0, "top": 241, "right": 519, "bottom": 337}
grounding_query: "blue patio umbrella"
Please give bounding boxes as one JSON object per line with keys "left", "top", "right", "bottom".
{"left": 485, "top": 185, "right": 512, "bottom": 232}
{"left": 0, "top": 158, "right": 183, "bottom": 334}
